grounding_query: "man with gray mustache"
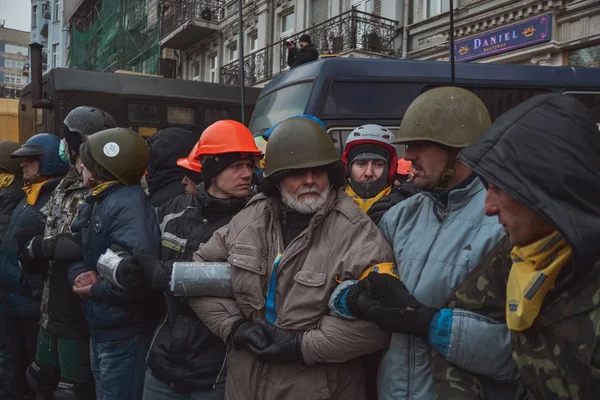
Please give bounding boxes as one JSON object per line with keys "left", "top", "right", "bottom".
{"left": 188, "top": 117, "right": 396, "bottom": 400}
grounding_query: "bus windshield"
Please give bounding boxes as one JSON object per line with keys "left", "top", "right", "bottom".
{"left": 249, "top": 81, "right": 313, "bottom": 136}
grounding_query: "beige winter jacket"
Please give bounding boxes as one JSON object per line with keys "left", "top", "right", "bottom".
{"left": 188, "top": 189, "right": 394, "bottom": 400}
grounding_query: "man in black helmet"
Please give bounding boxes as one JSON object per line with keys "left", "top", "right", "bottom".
{"left": 286, "top": 34, "right": 319, "bottom": 69}
{"left": 16, "top": 106, "right": 116, "bottom": 399}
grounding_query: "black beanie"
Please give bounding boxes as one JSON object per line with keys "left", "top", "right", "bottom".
{"left": 201, "top": 152, "right": 253, "bottom": 188}
{"left": 347, "top": 143, "right": 392, "bottom": 165}
{"left": 299, "top": 34, "right": 312, "bottom": 44}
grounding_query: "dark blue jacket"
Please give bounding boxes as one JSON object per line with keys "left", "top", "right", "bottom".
{"left": 68, "top": 184, "right": 161, "bottom": 342}
{"left": 0, "top": 176, "right": 63, "bottom": 306}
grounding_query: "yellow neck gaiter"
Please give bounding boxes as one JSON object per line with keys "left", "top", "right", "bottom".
{"left": 92, "top": 180, "right": 120, "bottom": 196}
{"left": 507, "top": 231, "right": 572, "bottom": 331}
{"left": 345, "top": 185, "right": 392, "bottom": 213}
{"left": 0, "top": 173, "right": 15, "bottom": 189}
{"left": 22, "top": 179, "right": 51, "bottom": 206}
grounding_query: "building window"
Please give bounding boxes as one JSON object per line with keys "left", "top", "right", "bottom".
{"left": 54, "top": 0, "right": 61, "bottom": 21}
{"left": 52, "top": 44, "right": 59, "bottom": 68}
{"left": 5, "top": 44, "right": 29, "bottom": 56}
{"left": 192, "top": 61, "right": 201, "bottom": 81}
{"left": 32, "top": 6, "right": 38, "bottom": 28}
{"left": 227, "top": 42, "right": 238, "bottom": 63}
{"left": 248, "top": 33, "right": 258, "bottom": 53}
{"left": 281, "top": 12, "right": 295, "bottom": 37}
{"left": 426, "top": 0, "right": 450, "bottom": 18}
{"left": 209, "top": 54, "right": 218, "bottom": 83}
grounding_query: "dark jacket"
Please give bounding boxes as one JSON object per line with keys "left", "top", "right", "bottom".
{"left": 68, "top": 184, "right": 161, "bottom": 342}
{"left": 146, "top": 185, "right": 248, "bottom": 392}
{"left": 287, "top": 43, "right": 319, "bottom": 68}
{"left": 459, "top": 94, "right": 600, "bottom": 399}
{"left": 0, "top": 176, "right": 63, "bottom": 301}
{"left": 0, "top": 177, "right": 24, "bottom": 246}
{"left": 146, "top": 127, "right": 201, "bottom": 208}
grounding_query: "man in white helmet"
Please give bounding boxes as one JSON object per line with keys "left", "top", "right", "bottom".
{"left": 342, "top": 124, "right": 415, "bottom": 224}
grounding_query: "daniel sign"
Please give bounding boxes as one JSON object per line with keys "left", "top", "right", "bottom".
{"left": 454, "top": 14, "right": 552, "bottom": 62}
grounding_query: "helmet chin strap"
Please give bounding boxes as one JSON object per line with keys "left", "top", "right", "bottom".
{"left": 433, "top": 148, "right": 460, "bottom": 192}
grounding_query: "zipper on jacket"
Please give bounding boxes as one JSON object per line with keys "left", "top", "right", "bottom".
{"left": 146, "top": 313, "right": 168, "bottom": 364}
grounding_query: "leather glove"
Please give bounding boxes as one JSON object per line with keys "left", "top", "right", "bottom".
{"left": 247, "top": 323, "right": 304, "bottom": 364}
{"left": 345, "top": 279, "right": 369, "bottom": 318}
{"left": 357, "top": 272, "right": 438, "bottom": 338}
{"left": 116, "top": 252, "right": 158, "bottom": 294}
{"left": 16, "top": 228, "right": 41, "bottom": 257}
{"left": 367, "top": 188, "right": 412, "bottom": 225}
{"left": 229, "top": 319, "right": 271, "bottom": 351}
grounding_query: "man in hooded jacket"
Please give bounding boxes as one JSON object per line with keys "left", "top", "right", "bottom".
{"left": 458, "top": 94, "right": 600, "bottom": 399}
{"left": 146, "top": 128, "right": 203, "bottom": 207}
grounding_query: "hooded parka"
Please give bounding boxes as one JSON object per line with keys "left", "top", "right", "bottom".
{"left": 459, "top": 94, "right": 600, "bottom": 399}
{"left": 188, "top": 189, "right": 394, "bottom": 400}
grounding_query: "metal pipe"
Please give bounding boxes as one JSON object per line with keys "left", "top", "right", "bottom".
{"left": 402, "top": 0, "right": 409, "bottom": 58}
{"left": 449, "top": 0, "right": 455, "bottom": 85}
{"left": 238, "top": 0, "right": 246, "bottom": 123}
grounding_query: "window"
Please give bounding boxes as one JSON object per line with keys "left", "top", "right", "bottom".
{"left": 192, "top": 61, "right": 201, "bottom": 81}
{"left": 205, "top": 108, "right": 229, "bottom": 125}
{"left": 249, "top": 33, "right": 258, "bottom": 53}
{"left": 54, "top": 0, "right": 61, "bottom": 21}
{"left": 52, "top": 44, "right": 59, "bottom": 68}
{"left": 227, "top": 42, "right": 238, "bottom": 62}
{"left": 167, "top": 106, "right": 195, "bottom": 125}
{"left": 209, "top": 54, "right": 218, "bottom": 82}
{"left": 281, "top": 12, "right": 295, "bottom": 36}
{"left": 32, "top": 6, "right": 37, "bottom": 28}
{"left": 5, "top": 59, "right": 24, "bottom": 69}
{"left": 3, "top": 73, "right": 24, "bottom": 84}
{"left": 351, "top": 0, "right": 373, "bottom": 14}
{"left": 128, "top": 102, "right": 159, "bottom": 123}
{"left": 5, "top": 44, "right": 29, "bottom": 56}
{"left": 426, "top": 0, "right": 450, "bottom": 18}
{"left": 324, "top": 82, "right": 415, "bottom": 118}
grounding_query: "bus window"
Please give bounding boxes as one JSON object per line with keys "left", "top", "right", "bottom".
{"left": 328, "top": 127, "right": 404, "bottom": 158}
{"left": 205, "top": 108, "right": 229, "bottom": 125}
{"left": 323, "top": 82, "right": 416, "bottom": 119}
{"left": 563, "top": 92, "right": 600, "bottom": 127}
{"left": 168, "top": 106, "right": 195, "bottom": 125}
{"left": 249, "top": 82, "right": 314, "bottom": 137}
{"left": 422, "top": 86, "right": 550, "bottom": 122}
{"left": 128, "top": 102, "right": 159, "bottom": 123}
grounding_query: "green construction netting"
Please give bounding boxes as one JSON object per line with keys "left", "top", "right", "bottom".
{"left": 70, "top": 0, "right": 159, "bottom": 74}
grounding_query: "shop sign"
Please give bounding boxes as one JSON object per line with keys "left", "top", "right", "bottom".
{"left": 454, "top": 14, "right": 552, "bottom": 62}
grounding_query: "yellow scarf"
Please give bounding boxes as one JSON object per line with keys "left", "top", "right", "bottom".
{"left": 506, "top": 231, "right": 572, "bottom": 331}
{"left": 22, "top": 179, "right": 51, "bottom": 206}
{"left": 345, "top": 184, "right": 392, "bottom": 213}
{"left": 0, "top": 173, "right": 15, "bottom": 189}
{"left": 92, "top": 181, "right": 120, "bottom": 196}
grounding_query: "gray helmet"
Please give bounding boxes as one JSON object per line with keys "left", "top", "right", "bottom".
{"left": 63, "top": 106, "right": 117, "bottom": 137}
{"left": 396, "top": 87, "right": 491, "bottom": 148}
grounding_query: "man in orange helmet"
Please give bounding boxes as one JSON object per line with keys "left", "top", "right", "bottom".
{"left": 113, "top": 120, "right": 263, "bottom": 399}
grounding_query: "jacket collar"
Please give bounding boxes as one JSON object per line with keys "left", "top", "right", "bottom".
{"left": 196, "top": 183, "right": 249, "bottom": 220}
{"left": 424, "top": 176, "right": 484, "bottom": 213}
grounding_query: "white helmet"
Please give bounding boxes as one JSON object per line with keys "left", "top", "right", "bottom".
{"left": 344, "top": 124, "right": 396, "bottom": 150}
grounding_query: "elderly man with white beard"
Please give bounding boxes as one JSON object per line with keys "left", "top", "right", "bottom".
{"left": 188, "top": 117, "right": 396, "bottom": 400}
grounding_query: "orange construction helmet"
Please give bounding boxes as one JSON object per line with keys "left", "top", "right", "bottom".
{"left": 397, "top": 158, "right": 412, "bottom": 176}
{"left": 177, "top": 120, "right": 262, "bottom": 172}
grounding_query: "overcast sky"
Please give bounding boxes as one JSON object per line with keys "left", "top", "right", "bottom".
{"left": 0, "top": 0, "right": 31, "bottom": 32}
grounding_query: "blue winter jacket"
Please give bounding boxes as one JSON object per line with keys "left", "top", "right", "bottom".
{"left": 376, "top": 177, "right": 518, "bottom": 399}
{"left": 68, "top": 184, "right": 161, "bottom": 342}
{"left": 0, "top": 176, "right": 63, "bottom": 317}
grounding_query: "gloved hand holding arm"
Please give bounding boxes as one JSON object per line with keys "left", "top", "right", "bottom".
{"left": 245, "top": 323, "right": 303, "bottom": 364}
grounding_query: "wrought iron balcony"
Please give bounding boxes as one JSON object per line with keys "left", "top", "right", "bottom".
{"left": 161, "top": 0, "right": 225, "bottom": 49}
{"left": 220, "top": 9, "right": 398, "bottom": 86}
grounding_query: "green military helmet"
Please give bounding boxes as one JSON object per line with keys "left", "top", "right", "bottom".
{"left": 0, "top": 141, "right": 24, "bottom": 176}
{"left": 396, "top": 87, "right": 491, "bottom": 148}
{"left": 263, "top": 118, "right": 340, "bottom": 178}
{"left": 86, "top": 128, "right": 149, "bottom": 185}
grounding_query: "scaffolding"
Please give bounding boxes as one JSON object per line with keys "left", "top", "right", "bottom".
{"left": 69, "top": 0, "right": 160, "bottom": 74}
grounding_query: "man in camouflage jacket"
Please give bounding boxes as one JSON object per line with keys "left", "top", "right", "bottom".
{"left": 456, "top": 94, "right": 600, "bottom": 399}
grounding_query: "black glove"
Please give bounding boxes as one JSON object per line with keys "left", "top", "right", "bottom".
{"left": 116, "top": 252, "right": 158, "bottom": 294}
{"left": 247, "top": 323, "right": 304, "bottom": 364}
{"left": 367, "top": 188, "right": 413, "bottom": 225}
{"left": 357, "top": 272, "right": 438, "bottom": 338}
{"left": 345, "top": 279, "right": 369, "bottom": 318}
{"left": 16, "top": 228, "right": 41, "bottom": 257}
{"left": 229, "top": 319, "right": 271, "bottom": 351}
{"left": 45, "top": 233, "right": 82, "bottom": 262}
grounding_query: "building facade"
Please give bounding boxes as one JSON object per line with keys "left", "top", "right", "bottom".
{"left": 31, "top": 0, "right": 69, "bottom": 71}
{"left": 159, "top": 0, "right": 406, "bottom": 86}
{"left": 0, "top": 26, "right": 31, "bottom": 99}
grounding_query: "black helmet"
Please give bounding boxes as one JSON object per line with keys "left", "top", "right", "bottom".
{"left": 63, "top": 107, "right": 117, "bottom": 163}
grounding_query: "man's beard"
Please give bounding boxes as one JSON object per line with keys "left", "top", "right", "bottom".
{"left": 281, "top": 185, "right": 331, "bottom": 214}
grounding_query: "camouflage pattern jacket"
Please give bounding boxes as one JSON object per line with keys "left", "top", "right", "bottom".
{"left": 39, "top": 166, "right": 90, "bottom": 338}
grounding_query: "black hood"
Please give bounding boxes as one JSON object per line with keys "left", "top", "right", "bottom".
{"left": 146, "top": 128, "right": 201, "bottom": 194}
{"left": 459, "top": 94, "right": 600, "bottom": 271}
{"left": 196, "top": 183, "right": 250, "bottom": 220}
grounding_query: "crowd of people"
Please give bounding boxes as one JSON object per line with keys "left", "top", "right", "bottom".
{"left": 0, "top": 86, "right": 598, "bottom": 400}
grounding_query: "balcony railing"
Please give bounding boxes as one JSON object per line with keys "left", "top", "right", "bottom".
{"left": 220, "top": 9, "right": 398, "bottom": 86}
{"left": 161, "top": 0, "right": 226, "bottom": 38}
